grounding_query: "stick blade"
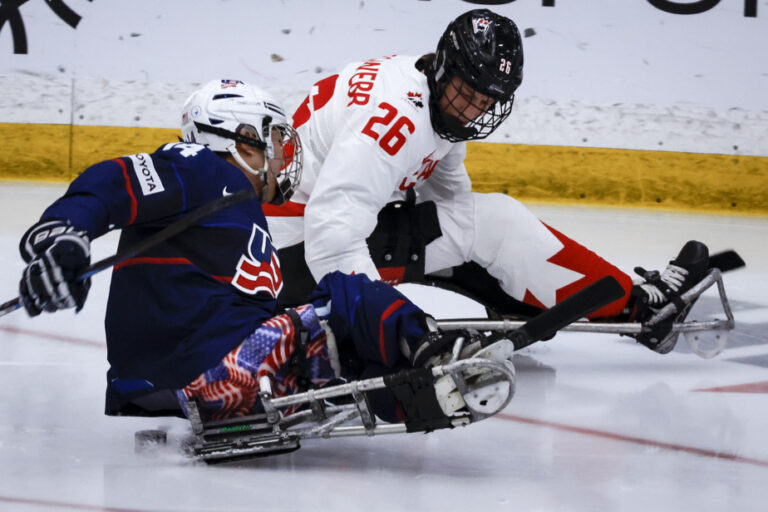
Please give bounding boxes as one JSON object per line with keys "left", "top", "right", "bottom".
{"left": 709, "top": 250, "right": 745, "bottom": 273}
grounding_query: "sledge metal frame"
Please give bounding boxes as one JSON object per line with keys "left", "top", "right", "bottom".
{"left": 186, "top": 357, "right": 516, "bottom": 464}
{"left": 437, "top": 268, "right": 734, "bottom": 339}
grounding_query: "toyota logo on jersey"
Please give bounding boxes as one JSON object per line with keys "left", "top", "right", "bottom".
{"left": 232, "top": 223, "right": 284, "bottom": 297}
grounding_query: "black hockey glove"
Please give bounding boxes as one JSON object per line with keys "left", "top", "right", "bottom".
{"left": 18, "top": 219, "right": 91, "bottom": 317}
{"left": 407, "top": 315, "right": 472, "bottom": 368}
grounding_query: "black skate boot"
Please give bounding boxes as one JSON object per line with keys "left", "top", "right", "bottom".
{"left": 628, "top": 240, "right": 709, "bottom": 353}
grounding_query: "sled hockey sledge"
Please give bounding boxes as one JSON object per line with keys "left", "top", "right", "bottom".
{"left": 439, "top": 267, "right": 736, "bottom": 359}
{"left": 184, "top": 349, "right": 516, "bottom": 464}
{"left": 178, "top": 275, "right": 626, "bottom": 463}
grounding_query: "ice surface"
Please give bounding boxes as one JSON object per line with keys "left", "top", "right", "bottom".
{"left": 0, "top": 182, "right": 766, "bottom": 512}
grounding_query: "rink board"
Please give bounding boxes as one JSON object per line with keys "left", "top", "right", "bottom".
{"left": 2, "top": 122, "right": 767, "bottom": 215}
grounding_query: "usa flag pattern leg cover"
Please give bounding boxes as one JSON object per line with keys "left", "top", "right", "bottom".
{"left": 177, "top": 304, "right": 333, "bottom": 421}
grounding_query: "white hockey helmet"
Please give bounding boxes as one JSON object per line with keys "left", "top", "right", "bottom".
{"left": 180, "top": 79, "right": 302, "bottom": 205}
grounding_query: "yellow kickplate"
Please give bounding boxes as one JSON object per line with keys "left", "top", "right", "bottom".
{"left": 1, "top": 123, "right": 766, "bottom": 215}
{"left": 0, "top": 123, "right": 177, "bottom": 182}
{"left": 467, "top": 142, "right": 768, "bottom": 216}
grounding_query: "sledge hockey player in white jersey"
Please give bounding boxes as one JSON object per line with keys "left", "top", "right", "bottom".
{"left": 264, "top": 8, "right": 712, "bottom": 354}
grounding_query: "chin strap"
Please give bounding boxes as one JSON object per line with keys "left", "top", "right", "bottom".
{"left": 227, "top": 145, "right": 272, "bottom": 203}
{"left": 228, "top": 144, "right": 268, "bottom": 178}
{"left": 227, "top": 145, "right": 295, "bottom": 206}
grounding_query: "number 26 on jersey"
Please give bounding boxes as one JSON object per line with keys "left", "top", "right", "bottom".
{"left": 361, "top": 102, "right": 415, "bottom": 156}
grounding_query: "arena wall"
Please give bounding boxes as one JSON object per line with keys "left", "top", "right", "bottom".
{"left": 1, "top": 0, "right": 766, "bottom": 214}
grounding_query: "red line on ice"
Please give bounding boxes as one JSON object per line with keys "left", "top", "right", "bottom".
{"left": 496, "top": 412, "right": 768, "bottom": 468}
{"left": 0, "top": 326, "right": 104, "bottom": 348}
{"left": 0, "top": 494, "right": 160, "bottom": 511}
{"left": 693, "top": 381, "right": 768, "bottom": 394}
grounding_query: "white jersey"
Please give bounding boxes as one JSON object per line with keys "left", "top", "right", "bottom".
{"left": 266, "top": 55, "right": 634, "bottom": 319}
{"left": 267, "top": 55, "right": 471, "bottom": 282}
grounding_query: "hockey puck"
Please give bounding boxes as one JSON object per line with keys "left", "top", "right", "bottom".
{"left": 134, "top": 429, "right": 168, "bottom": 453}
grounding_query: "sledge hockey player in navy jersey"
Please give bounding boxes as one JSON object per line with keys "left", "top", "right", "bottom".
{"left": 265, "top": 8, "right": 710, "bottom": 355}
{"left": 16, "top": 79, "right": 477, "bottom": 424}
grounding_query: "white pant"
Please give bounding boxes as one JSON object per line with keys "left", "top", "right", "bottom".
{"left": 268, "top": 192, "right": 598, "bottom": 309}
{"left": 427, "top": 192, "right": 585, "bottom": 308}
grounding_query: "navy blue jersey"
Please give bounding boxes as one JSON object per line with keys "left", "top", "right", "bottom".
{"left": 41, "top": 143, "right": 282, "bottom": 392}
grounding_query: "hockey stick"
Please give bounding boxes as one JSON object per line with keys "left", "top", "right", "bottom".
{"left": 506, "top": 275, "right": 626, "bottom": 350}
{"left": 0, "top": 188, "right": 256, "bottom": 319}
{"left": 439, "top": 275, "right": 627, "bottom": 351}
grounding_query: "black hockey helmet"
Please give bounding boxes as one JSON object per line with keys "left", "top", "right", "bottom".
{"left": 426, "top": 9, "right": 524, "bottom": 142}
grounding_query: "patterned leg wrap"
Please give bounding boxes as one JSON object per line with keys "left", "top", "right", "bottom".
{"left": 177, "top": 305, "right": 333, "bottom": 421}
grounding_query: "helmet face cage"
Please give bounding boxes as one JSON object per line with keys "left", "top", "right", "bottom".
{"left": 431, "top": 76, "right": 515, "bottom": 142}
{"left": 427, "top": 9, "right": 524, "bottom": 142}
{"left": 269, "top": 122, "right": 303, "bottom": 206}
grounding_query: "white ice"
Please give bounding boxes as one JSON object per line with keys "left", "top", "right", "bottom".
{"left": 0, "top": 183, "right": 766, "bottom": 512}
